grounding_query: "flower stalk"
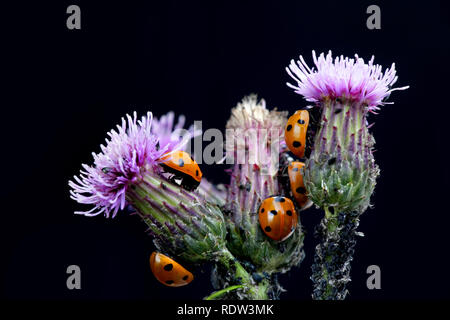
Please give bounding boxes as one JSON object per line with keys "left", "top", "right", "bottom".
{"left": 210, "top": 248, "right": 271, "bottom": 300}
{"left": 311, "top": 208, "right": 362, "bottom": 300}
{"left": 287, "top": 50, "right": 408, "bottom": 299}
{"left": 304, "top": 97, "right": 379, "bottom": 300}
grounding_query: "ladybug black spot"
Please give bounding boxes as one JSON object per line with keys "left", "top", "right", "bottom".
{"left": 164, "top": 263, "right": 173, "bottom": 271}
{"left": 182, "top": 275, "right": 189, "bottom": 281}
{"left": 296, "top": 187, "right": 306, "bottom": 194}
{"left": 286, "top": 210, "right": 292, "bottom": 216}
{"left": 165, "top": 280, "right": 174, "bottom": 285}
{"left": 265, "top": 226, "right": 272, "bottom": 232}
{"left": 274, "top": 197, "right": 285, "bottom": 202}
{"left": 286, "top": 124, "right": 292, "bottom": 131}
{"left": 270, "top": 210, "right": 278, "bottom": 215}
{"left": 293, "top": 141, "right": 302, "bottom": 148}
{"left": 297, "top": 119, "right": 305, "bottom": 124}
{"left": 260, "top": 208, "right": 265, "bottom": 213}
{"left": 196, "top": 170, "right": 199, "bottom": 176}
{"left": 178, "top": 159, "right": 185, "bottom": 167}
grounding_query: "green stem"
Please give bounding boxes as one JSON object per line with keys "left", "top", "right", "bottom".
{"left": 249, "top": 279, "right": 270, "bottom": 300}
{"left": 214, "top": 248, "right": 270, "bottom": 300}
{"left": 320, "top": 208, "right": 337, "bottom": 299}
{"left": 311, "top": 209, "right": 361, "bottom": 300}
{"left": 324, "top": 207, "right": 338, "bottom": 232}
{"left": 205, "top": 285, "right": 244, "bottom": 300}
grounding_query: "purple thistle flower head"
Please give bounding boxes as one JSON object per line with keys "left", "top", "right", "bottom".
{"left": 69, "top": 112, "right": 168, "bottom": 218}
{"left": 286, "top": 50, "right": 409, "bottom": 111}
{"left": 151, "top": 111, "right": 202, "bottom": 153}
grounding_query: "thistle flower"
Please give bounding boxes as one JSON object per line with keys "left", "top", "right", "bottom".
{"left": 286, "top": 50, "right": 409, "bottom": 111}
{"left": 287, "top": 50, "right": 408, "bottom": 214}
{"left": 224, "top": 95, "right": 305, "bottom": 278}
{"left": 69, "top": 112, "right": 165, "bottom": 218}
{"left": 286, "top": 51, "right": 408, "bottom": 299}
{"left": 69, "top": 111, "right": 226, "bottom": 265}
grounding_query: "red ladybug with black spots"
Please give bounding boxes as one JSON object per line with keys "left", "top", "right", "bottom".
{"left": 150, "top": 252, "right": 193, "bottom": 287}
{"left": 285, "top": 110, "right": 309, "bottom": 159}
{"left": 288, "top": 161, "right": 309, "bottom": 209}
{"left": 258, "top": 196, "right": 298, "bottom": 241}
{"left": 159, "top": 150, "right": 202, "bottom": 191}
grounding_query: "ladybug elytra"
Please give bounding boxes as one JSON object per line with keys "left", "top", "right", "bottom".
{"left": 150, "top": 252, "right": 193, "bottom": 287}
{"left": 159, "top": 150, "right": 202, "bottom": 191}
{"left": 288, "top": 161, "right": 308, "bottom": 208}
{"left": 258, "top": 196, "right": 298, "bottom": 241}
{"left": 285, "top": 110, "right": 309, "bottom": 158}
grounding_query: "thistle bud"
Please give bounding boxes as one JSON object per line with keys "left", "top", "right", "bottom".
{"left": 224, "top": 95, "right": 305, "bottom": 274}
{"left": 287, "top": 51, "right": 408, "bottom": 214}
{"left": 305, "top": 100, "right": 379, "bottom": 213}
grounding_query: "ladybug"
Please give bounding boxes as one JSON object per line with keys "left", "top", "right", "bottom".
{"left": 288, "top": 161, "right": 308, "bottom": 208}
{"left": 150, "top": 252, "right": 194, "bottom": 287}
{"left": 258, "top": 196, "right": 298, "bottom": 241}
{"left": 285, "top": 110, "right": 309, "bottom": 158}
{"left": 159, "top": 150, "right": 202, "bottom": 191}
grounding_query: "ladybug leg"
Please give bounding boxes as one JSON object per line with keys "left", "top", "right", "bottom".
{"left": 180, "top": 179, "right": 193, "bottom": 191}
{"left": 168, "top": 174, "right": 184, "bottom": 187}
{"left": 180, "top": 176, "right": 199, "bottom": 192}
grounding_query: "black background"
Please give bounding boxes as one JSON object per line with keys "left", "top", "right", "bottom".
{"left": 1, "top": 0, "right": 449, "bottom": 301}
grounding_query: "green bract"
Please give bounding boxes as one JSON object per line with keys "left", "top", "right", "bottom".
{"left": 305, "top": 100, "right": 379, "bottom": 214}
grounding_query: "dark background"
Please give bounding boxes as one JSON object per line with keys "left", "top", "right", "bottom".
{"left": 1, "top": 0, "right": 449, "bottom": 301}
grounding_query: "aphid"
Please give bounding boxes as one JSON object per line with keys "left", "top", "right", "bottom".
{"left": 159, "top": 151, "right": 202, "bottom": 191}
{"left": 285, "top": 110, "right": 309, "bottom": 158}
{"left": 102, "top": 167, "right": 112, "bottom": 174}
{"left": 258, "top": 196, "right": 298, "bottom": 241}
{"left": 288, "top": 161, "right": 308, "bottom": 208}
{"left": 150, "top": 252, "right": 193, "bottom": 287}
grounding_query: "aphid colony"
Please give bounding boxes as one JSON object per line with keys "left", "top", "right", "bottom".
{"left": 151, "top": 109, "right": 310, "bottom": 287}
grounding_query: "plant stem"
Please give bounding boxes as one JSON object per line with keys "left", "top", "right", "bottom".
{"left": 311, "top": 209, "right": 361, "bottom": 300}
{"left": 205, "top": 285, "right": 244, "bottom": 300}
{"left": 211, "top": 248, "right": 271, "bottom": 300}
